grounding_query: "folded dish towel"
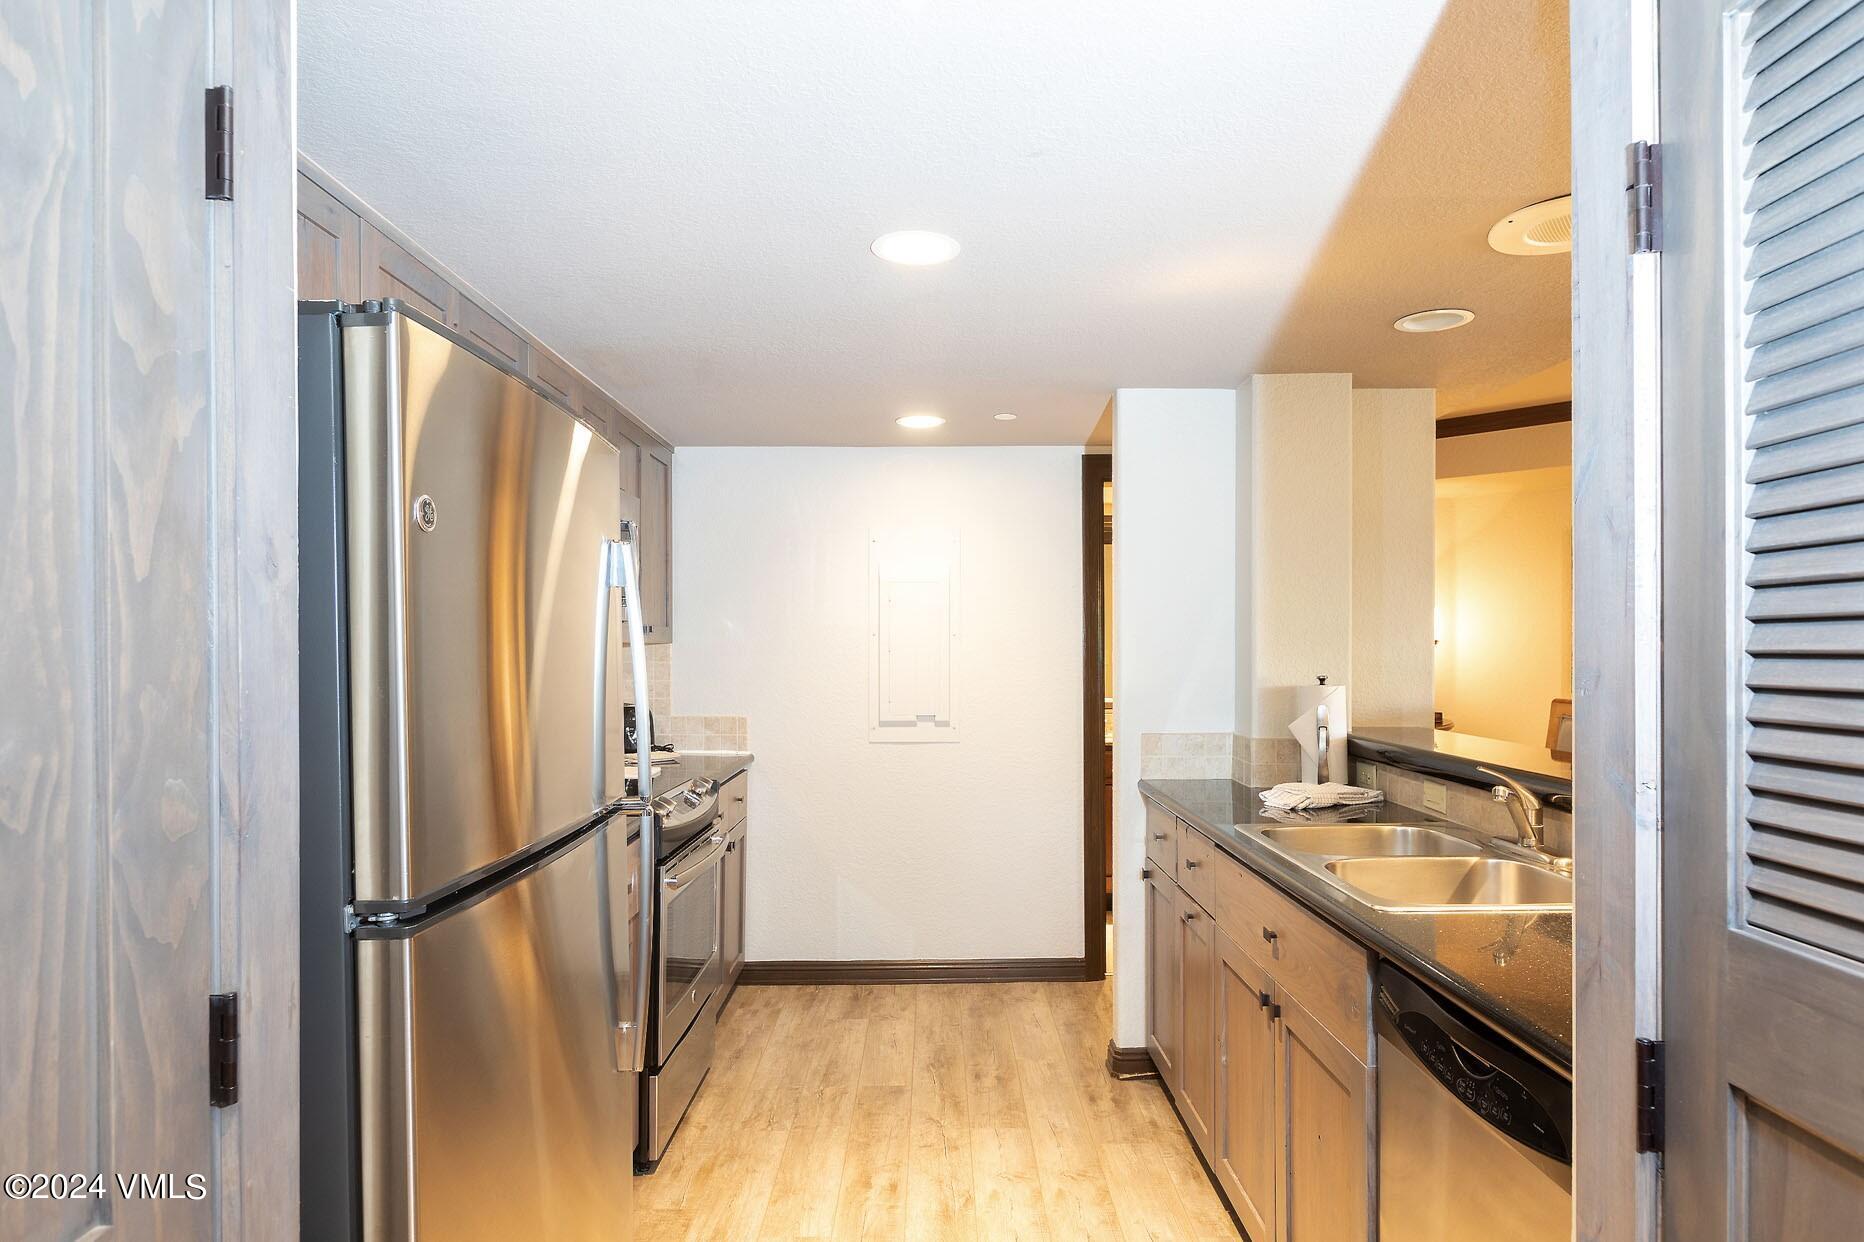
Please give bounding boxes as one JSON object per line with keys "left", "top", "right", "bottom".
{"left": 1259, "top": 782, "right": 1385, "bottom": 811}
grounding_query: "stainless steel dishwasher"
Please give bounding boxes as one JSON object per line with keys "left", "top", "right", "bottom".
{"left": 1375, "top": 963, "right": 1572, "bottom": 1242}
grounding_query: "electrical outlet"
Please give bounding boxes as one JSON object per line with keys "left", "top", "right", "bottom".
{"left": 1354, "top": 761, "right": 1377, "bottom": 789}
{"left": 1422, "top": 780, "right": 1449, "bottom": 814}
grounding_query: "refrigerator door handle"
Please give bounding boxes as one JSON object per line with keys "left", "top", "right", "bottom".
{"left": 609, "top": 523, "right": 656, "bottom": 1074}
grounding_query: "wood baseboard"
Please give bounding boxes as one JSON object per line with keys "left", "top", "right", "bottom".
{"left": 738, "top": 957, "right": 1087, "bottom": 986}
{"left": 1105, "top": 1041, "right": 1160, "bottom": 1079}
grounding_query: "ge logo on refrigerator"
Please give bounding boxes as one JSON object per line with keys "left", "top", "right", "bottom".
{"left": 412, "top": 494, "right": 438, "bottom": 532}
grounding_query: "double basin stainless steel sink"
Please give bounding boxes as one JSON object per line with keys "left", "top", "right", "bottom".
{"left": 1255, "top": 823, "right": 1573, "bottom": 912}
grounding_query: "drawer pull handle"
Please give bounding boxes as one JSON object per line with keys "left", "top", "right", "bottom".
{"left": 1270, "top": 1002, "right": 1282, "bottom": 1022}
{"left": 1184, "top": 858, "right": 1200, "bottom": 869}
{"left": 1152, "top": 832, "right": 1167, "bottom": 841}
{"left": 1182, "top": 910, "right": 1197, "bottom": 922}
{"left": 1262, "top": 927, "right": 1279, "bottom": 945}
{"left": 1257, "top": 991, "right": 1272, "bottom": 1010}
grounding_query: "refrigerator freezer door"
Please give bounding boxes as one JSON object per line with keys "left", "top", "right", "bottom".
{"left": 343, "top": 310, "right": 628, "bottom": 907}
{"left": 357, "top": 824, "right": 635, "bottom": 1240}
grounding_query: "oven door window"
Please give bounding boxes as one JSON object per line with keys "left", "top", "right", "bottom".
{"left": 659, "top": 847, "right": 721, "bottom": 1055}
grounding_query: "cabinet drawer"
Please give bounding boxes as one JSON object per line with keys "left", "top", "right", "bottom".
{"left": 1178, "top": 825, "right": 1217, "bottom": 911}
{"left": 1145, "top": 801, "right": 1179, "bottom": 879}
{"left": 721, "top": 772, "right": 748, "bottom": 831}
{"left": 1210, "top": 852, "right": 1372, "bottom": 1063}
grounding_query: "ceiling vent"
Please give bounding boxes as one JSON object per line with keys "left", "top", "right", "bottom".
{"left": 1488, "top": 195, "right": 1573, "bottom": 255}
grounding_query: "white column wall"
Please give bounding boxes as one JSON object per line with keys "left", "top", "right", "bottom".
{"left": 1350, "top": 388, "right": 1438, "bottom": 726}
{"left": 1111, "top": 389, "right": 1237, "bottom": 1048}
{"left": 1244, "top": 374, "right": 1355, "bottom": 738}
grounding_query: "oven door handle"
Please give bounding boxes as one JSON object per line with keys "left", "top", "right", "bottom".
{"left": 662, "top": 831, "right": 727, "bottom": 890}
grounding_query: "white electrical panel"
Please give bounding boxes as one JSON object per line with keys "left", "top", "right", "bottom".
{"left": 869, "top": 528, "right": 959, "bottom": 742}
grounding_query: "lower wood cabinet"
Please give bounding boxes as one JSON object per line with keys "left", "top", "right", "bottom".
{"left": 1145, "top": 804, "right": 1376, "bottom": 1241}
{"left": 1216, "top": 930, "right": 1277, "bottom": 1242}
{"left": 1179, "top": 894, "right": 1218, "bottom": 1154}
{"left": 1145, "top": 864, "right": 1182, "bottom": 1088}
{"left": 1278, "top": 990, "right": 1374, "bottom": 1240}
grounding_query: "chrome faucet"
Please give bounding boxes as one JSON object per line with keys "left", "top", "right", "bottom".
{"left": 1478, "top": 766, "right": 1545, "bottom": 850}
{"left": 1476, "top": 766, "right": 1571, "bottom": 873}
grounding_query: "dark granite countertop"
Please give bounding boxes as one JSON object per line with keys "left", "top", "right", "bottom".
{"left": 629, "top": 750, "right": 754, "bottom": 793}
{"left": 1139, "top": 777, "right": 1572, "bottom": 1070}
{"left": 621, "top": 751, "right": 753, "bottom": 845}
{"left": 1350, "top": 727, "right": 1571, "bottom": 803}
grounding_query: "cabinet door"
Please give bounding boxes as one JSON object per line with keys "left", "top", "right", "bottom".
{"left": 609, "top": 415, "right": 644, "bottom": 498}
{"left": 1277, "top": 991, "right": 1374, "bottom": 1242}
{"left": 1215, "top": 932, "right": 1276, "bottom": 1242}
{"left": 640, "top": 447, "right": 672, "bottom": 643}
{"left": 722, "top": 821, "right": 746, "bottom": 994}
{"left": 296, "top": 172, "right": 361, "bottom": 301}
{"left": 359, "top": 222, "right": 455, "bottom": 324}
{"left": 575, "top": 381, "right": 614, "bottom": 437}
{"left": 1178, "top": 895, "right": 1218, "bottom": 1154}
{"left": 1145, "top": 867, "right": 1182, "bottom": 1088}
{"left": 456, "top": 295, "right": 526, "bottom": 372}
{"left": 527, "top": 345, "right": 577, "bottom": 410}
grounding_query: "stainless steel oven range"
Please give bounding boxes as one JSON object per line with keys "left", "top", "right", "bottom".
{"left": 637, "top": 777, "right": 726, "bottom": 1169}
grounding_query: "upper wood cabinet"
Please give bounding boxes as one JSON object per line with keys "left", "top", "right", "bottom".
{"left": 295, "top": 161, "right": 677, "bottom": 630}
{"left": 527, "top": 346, "right": 578, "bottom": 410}
{"left": 640, "top": 447, "right": 672, "bottom": 644}
{"left": 296, "top": 173, "right": 361, "bottom": 301}
{"left": 359, "top": 223, "right": 456, "bottom": 325}
{"left": 608, "top": 418, "right": 644, "bottom": 499}
{"left": 456, "top": 296, "right": 527, "bottom": 373}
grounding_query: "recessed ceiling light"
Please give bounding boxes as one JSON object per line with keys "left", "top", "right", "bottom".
{"left": 871, "top": 230, "right": 961, "bottom": 266}
{"left": 897, "top": 413, "right": 946, "bottom": 429}
{"left": 1393, "top": 308, "right": 1475, "bottom": 333}
{"left": 1489, "top": 196, "right": 1574, "bottom": 255}
{"left": 993, "top": 412, "right": 1018, "bottom": 421}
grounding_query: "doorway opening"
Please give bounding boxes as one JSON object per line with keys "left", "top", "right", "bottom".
{"left": 1081, "top": 453, "right": 1112, "bottom": 981}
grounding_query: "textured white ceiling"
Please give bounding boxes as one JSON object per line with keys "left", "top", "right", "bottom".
{"left": 300, "top": 1, "right": 1450, "bottom": 446}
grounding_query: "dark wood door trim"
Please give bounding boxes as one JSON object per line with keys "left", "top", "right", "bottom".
{"left": 738, "top": 957, "right": 1088, "bottom": 985}
{"left": 1434, "top": 401, "right": 1572, "bottom": 439}
{"left": 1082, "top": 452, "right": 1113, "bottom": 981}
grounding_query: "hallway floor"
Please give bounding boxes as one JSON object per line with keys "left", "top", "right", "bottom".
{"left": 633, "top": 977, "right": 1239, "bottom": 1240}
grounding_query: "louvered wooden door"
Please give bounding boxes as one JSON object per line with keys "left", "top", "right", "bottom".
{"left": 1663, "top": 1, "right": 1864, "bottom": 1235}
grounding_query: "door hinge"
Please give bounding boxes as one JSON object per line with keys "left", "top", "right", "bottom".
{"left": 1635, "top": 1037, "right": 1665, "bottom": 1154}
{"left": 1627, "top": 140, "right": 1661, "bottom": 255}
{"left": 209, "top": 992, "right": 239, "bottom": 1108}
{"left": 204, "top": 86, "right": 234, "bottom": 201}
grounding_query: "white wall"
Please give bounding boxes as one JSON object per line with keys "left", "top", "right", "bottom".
{"left": 1112, "top": 389, "right": 1237, "bottom": 1046}
{"left": 1435, "top": 465, "right": 1574, "bottom": 744}
{"left": 1351, "top": 389, "right": 1437, "bottom": 726}
{"left": 670, "top": 447, "right": 1084, "bottom": 962}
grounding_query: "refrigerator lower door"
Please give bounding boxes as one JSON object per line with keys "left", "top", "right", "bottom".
{"left": 357, "top": 825, "right": 635, "bottom": 1240}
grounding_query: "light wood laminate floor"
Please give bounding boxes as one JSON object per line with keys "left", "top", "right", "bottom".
{"left": 633, "top": 979, "right": 1240, "bottom": 1240}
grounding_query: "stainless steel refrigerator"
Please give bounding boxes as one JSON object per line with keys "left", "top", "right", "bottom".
{"left": 299, "top": 301, "right": 657, "bottom": 1239}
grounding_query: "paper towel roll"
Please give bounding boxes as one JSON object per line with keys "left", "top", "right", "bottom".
{"left": 1288, "top": 679, "right": 1350, "bottom": 784}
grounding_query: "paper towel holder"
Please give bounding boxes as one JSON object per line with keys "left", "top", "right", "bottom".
{"left": 1314, "top": 676, "right": 1331, "bottom": 784}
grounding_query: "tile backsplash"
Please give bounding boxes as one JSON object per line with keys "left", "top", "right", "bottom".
{"left": 1139, "top": 734, "right": 1302, "bottom": 786}
{"left": 1370, "top": 764, "right": 1574, "bottom": 857}
{"left": 1234, "top": 737, "right": 1300, "bottom": 789}
{"left": 662, "top": 714, "right": 749, "bottom": 753}
{"left": 617, "top": 642, "right": 674, "bottom": 719}
{"left": 1139, "top": 732, "right": 1233, "bottom": 780}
